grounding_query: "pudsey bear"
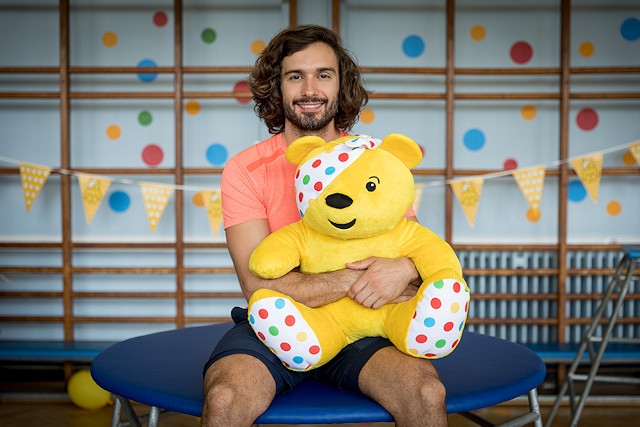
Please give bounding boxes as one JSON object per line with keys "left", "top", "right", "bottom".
{"left": 248, "top": 134, "right": 470, "bottom": 371}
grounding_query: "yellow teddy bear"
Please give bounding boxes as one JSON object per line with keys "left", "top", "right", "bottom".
{"left": 248, "top": 134, "right": 470, "bottom": 371}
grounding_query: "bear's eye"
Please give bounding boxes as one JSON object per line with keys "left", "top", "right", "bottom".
{"left": 366, "top": 181, "right": 377, "bottom": 192}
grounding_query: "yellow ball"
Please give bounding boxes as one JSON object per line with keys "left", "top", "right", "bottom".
{"left": 67, "top": 369, "right": 111, "bottom": 410}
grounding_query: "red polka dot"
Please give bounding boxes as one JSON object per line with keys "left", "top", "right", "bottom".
{"left": 415, "top": 334, "right": 427, "bottom": 343}
{"left": 510, "top": 41, "right": 533, "bottom": 65}
{"left": 425, "top": 353, "right": 436, "bottom": 357}
{"left": 298, "top": 192, "right": 304, "bottom": 202}
{"left": 312, "top": 159, "right": 322, "bottom": 168}
{"left": 280, "top": 342, "right": 291, "bottom": 351}
{"left": 314, "top": 181, "right": 323, "bottom": 191}
{"left": 452, "top": 339, "right": 459, "bottom": 348}
{"left": 285, "top": 315, "right": 296, "bottom": 326}
{"left": 453, "top": 282, "right": 461, "bottom": 293}
{"left": 142, "top": 144, "right": 163, "bottom": 167}
{"left": 153, "top": 12, "right": 168, "bottom": 27}
{"left": 465, "top": 301, "right": 469, "bottom": 312}
{"left": 233, "top": 80, "right": 252, "bottom": 104}
{"left": 503, "top": 158, "right": 518, "bottom": 170}
{"left": 295, "top": 170, "right": 300, "bottom": 178}
{"left": 412, "top": 311, "right": 417, "bottom": 319}
{"left": 444, "top": 322, "right": 454, "bottom": 332}
{"left": 431, "top": 298, "right": 442, "bottom": 309}
{"left": 576, "top": 108, "right": 599, "bottom": 131}
{"left": 258, "top": 332, "right": 265, "bottom": 340}
{"left": 309, "top": 345, "right": 320, "bottom": 355}
{"left": 258, "top": 309, "right": 269, "bottom": 319}
{"left": 338, "top": 153, "right": 350, "bottom": 162}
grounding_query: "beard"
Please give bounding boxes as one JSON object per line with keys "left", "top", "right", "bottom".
{"left": 284, "top": 97, "right": 339, "bottom": 133}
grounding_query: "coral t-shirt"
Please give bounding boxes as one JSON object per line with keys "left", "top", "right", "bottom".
{"left": 221, "top": 133, "right": 416, "bottom": 233}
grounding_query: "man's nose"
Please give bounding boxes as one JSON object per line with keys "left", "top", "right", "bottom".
{"left": 302, "top": 79, "right": 318, "bottom": 97}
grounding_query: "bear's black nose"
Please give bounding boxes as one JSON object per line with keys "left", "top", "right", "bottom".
{"left": 325, "top": 193, "right": 353, "bottom": 209}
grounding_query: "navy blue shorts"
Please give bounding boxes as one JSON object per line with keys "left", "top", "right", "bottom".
{"left": 203, "top": 306, "right": 393, "bottom": 395}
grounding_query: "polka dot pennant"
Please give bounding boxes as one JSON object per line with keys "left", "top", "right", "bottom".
{"left": 78, "top": 174, "right": 112, "bottom": 224}
{"left": 19, "top": 163, "right": 51, "bottom": 212}
{"left": 406, "top": 278, "right": 470, "bottom": 358}
{"left": 200, "top": 190, "right": 223, "bottom": 236}
{"left": 512, "top": 166, "right": 546, "bottom": 215}
{"left": 570, "top": 153, "right": 603, "bottom": 203}
{"left": 294, "top": 135, "right": 381, "bottom": 217}
{"left": 450, "top": 178, "right": 483, "bottom": 228}
{"left": 627, "top": 141, "right": 640, "bottom": 165}
{"left": 140, "top": 183, "right": 173, "bottom": 232}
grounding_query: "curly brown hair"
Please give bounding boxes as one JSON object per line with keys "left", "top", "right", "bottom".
{"left": 248, "top": 25, "right": 370, "bottom": 134}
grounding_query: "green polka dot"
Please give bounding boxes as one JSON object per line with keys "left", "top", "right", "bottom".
{"left": 435, "top": 339, "right": 447, "bottom": 348}
{"left": 268, "top": 326, "right": 279, "bottom": 336}
{"left": 303, "top": 175, "right": 310, "bottom": 185}
{"left": 138, "top": 110, "right": 152, "bottom": 126}
{"left": 202, "top": 28, "right": 217, "bottom": 44}
{"left": 433, "top": 280, "right": 444, "bottom": 289}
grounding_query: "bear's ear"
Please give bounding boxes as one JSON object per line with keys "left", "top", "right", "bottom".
{"left": 285, "top": 136, "right": 327, "bottom": 165}
{"left": 380, "top": 134, "right": 423, "bottom": 169}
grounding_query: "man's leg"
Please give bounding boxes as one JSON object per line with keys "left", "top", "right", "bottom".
{"left": 201, "top": 353, "right": 275, "bottom": 427}
{"left": 358, "top": 346, "right": 448, "bottom": 427}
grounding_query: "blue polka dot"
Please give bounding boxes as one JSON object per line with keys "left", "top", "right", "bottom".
{"left": 402, "top": 35, "right": 425, "bottom": 58}
{"left": 206, "top": 143, "right": 228, "bottom": 166}
{"left": 424, "top": 317, "right": 436, "bottom": 328}
{"left": 463, "top": 129, "right": 485, "bottom": 151}
{"left": 249, "top": 314, "right": 254, "bottom": 324}
{"left": 275, "top": 298, "right": 286, "bottom": 309}
{"left": 293, "top": 356, "right": 303, "bottom": 364}
{"left": 325, "top": 166, "right": 335, "bottom": 175}
{"left": 621, "top": 17, "right": 640, "bottom": 41}
{"left": 568, "top": 180, "right": 587, "bottom": 202}
{"left": 137, "top": 59, "right": 158, "bottom": 82}
{"left": 109, "top": 191, "right": 130, "bottom": 212}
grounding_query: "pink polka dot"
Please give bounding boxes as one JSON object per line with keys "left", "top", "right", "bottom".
{"left": 280, "top": 342, "right": 291, "bottom": 351}
{"left": 312, "top": 159, "right": 322, "bottom": 168}
{"left": 258, "top": 309, "right": 268, "bottom": 319}
{"left": 431, "top": 298, "right": 442, "bottom": 309}
{"left": 309, "top": 345, "right": 320, "bottom": 355}
{"left": 444, "top": 322, "right": 454, "bottom": 332}
{"left": 510, "top": 41, "right": 533, "bottom": 64}
{"left": 338, "top": 153, "right": 350, "bottom": 162}
{"left": 285, "top": 315, "right": 296, "bottom": 326}
{"left": 416, "top": 334, "right": 427, "bottom": 343}
{"left": 142, "top": 144, "right": 164, "bottom": 167}
{"left": 153, "top": 12, "right": 168, "bottom": 27}
{"left": 576, "top": 108, "right": 599, "bottom": 131}
{"left": 314, "top": 182, "right": 323, "bottom": 191}
{"left": 503, "top": 158, "right": 518, "bottom": 170}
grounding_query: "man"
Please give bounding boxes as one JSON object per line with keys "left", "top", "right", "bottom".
{"left": 201, "top": 25, "right": 447, "bottom": 426}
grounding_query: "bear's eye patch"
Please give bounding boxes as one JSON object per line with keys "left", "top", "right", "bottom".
{"left": 366, "top": 176, "right": 380, "bottom": 192}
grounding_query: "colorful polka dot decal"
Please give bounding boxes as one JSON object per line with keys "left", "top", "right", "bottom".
{"left": 402, "top": 35, "right": 425, "bottom": 58}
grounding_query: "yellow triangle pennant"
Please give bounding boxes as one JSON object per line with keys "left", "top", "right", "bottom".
{"left": 140, "top": 183, "right": 174, "bottom": 232}
{"left": 571, "top": 153, "right": 603, "bottom": 203}
{"left": 412, "top": 184, "right": 424, "bottom": 215}
{"left": 78, "top": 174, "right": 112, "bottom": 224}
{"left": 201, "top": 190, "right": 223, "bottom": 236}
{"left": 512, "top": 166, "right": 546, "bottom": 214}
{"left": 629, "top": 141, "right": 640, "bottom": 165}
{"left": 450, "top": 178, "right": 483, "bottom": 227}
{"left": 19, "top": 163, "right": 51, "bottom": 212}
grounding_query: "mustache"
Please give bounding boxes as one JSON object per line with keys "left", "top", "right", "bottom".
{"left": 293, "top": 97, "right": 327, "bottom": 105}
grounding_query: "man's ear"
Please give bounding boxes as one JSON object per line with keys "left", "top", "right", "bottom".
{"left": 380, "top": 134, "right": 423, "bottom": 169}
{"left": 286, "top": 136, "right": 327, "bottom": 164}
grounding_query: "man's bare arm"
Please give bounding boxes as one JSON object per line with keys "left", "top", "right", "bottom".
{"left": 225, "top": 219, "right": 360, "bottom": 308}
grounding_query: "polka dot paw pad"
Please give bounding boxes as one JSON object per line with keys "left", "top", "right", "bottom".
{"left": 248, "top": 297, "right": 322, "bottom": 371}
{"left": 407, "top": 279, "right": 470, "bottom": 358}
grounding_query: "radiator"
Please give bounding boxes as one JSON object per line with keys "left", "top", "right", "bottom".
{"left": 457, "top": 250, "right": 638, "bottom": 344}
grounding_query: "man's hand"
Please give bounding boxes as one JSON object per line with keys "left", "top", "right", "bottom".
{"left": 345, "top": 257, "right": 421, "bottom": 309}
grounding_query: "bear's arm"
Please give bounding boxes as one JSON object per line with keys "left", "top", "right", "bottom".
{"left": 396, "top": 221, "right": 463, "bottom": 283}
{"left": 249, "top": 222, "right": 306, "bottom": 279}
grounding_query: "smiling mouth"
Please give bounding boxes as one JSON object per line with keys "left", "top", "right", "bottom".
{"left": 329, "top": 219, "right": 356, "bottom": 229}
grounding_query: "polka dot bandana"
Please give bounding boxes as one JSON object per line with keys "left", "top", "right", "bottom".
{"left": 294, "top": 135, "right": 381, "bottom": 217}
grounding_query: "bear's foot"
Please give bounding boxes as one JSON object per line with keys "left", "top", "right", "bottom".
{"left": 406, "top": 278, "right": 470, "bottom": 358}
{"left": 248, "top": 295, "right": 322, "bottom": 371}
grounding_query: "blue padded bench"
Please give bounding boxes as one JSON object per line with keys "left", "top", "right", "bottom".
{"left": 524, "top": 342, "right": 640, "bottom": 364}
{"left": 0, "top": 341, "right": 115, "bottom": 362}
{"left": 91, "top": 323, "right": 546, "bottom": 427}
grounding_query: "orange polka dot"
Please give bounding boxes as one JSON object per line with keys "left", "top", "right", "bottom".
{"left": 606, "top": 201, "right": 621, "bottom": 216}
{"left": 251, "top": 39, "right": 266, "bottom": 55}
{"left": 106, "top": 124, "right": 121, "bottom": 140}
{"left": 186, "top": 100, "right": 201, "bottom": 115}
{"left": 579, "top": 41, "right": 594, "bottom": 58}
{"left": 521, "top": 105, "right": 536, "bottom": 120}
{"left": 622, "top": 151, "right": 637, "bottom": 166}
{"left": 102, "top": 31, "right": 118, "bottom": 48}
{"left": 526, "top": 208, "right": 541, "bottom": 222}
{"left": 470, "top": 25, "right": 486, "bottom": 41}
{"left": 360, "top": 108, "right": 375, "bottom": 124}
{"left": 193, "top": 192, "right": 205, "bottom": 207}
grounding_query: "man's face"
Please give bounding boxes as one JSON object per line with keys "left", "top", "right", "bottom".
{"left": 281, "top": 42, "right": 340, "bottom": 133}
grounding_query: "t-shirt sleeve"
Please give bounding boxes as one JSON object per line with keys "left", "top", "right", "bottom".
{"left": 220, "top": 157, "right": 267, "bottom": 229}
